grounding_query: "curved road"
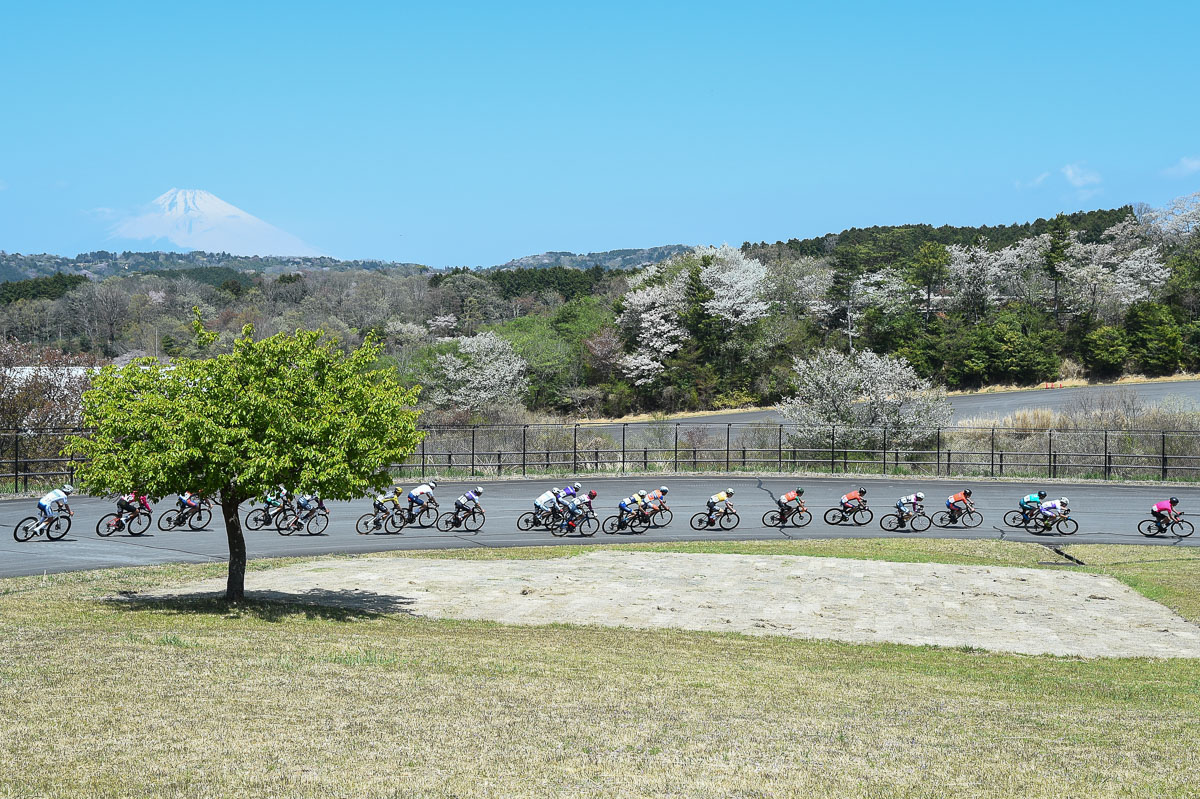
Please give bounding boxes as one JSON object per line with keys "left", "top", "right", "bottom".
{"left": 2, "top": 475, "right": 1197, "bottom": 579}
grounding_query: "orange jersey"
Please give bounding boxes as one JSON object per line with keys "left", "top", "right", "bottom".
{"left": 841, "top": 491, "right": 862, "bottom": 503}
{"left": 645, "top": 490, "right": 666, "bottom": 502}
{"left": 950, "top": 491, "right": 970, "bottom": 504}
{"left": 781, "top": 490, "right": 802, "bottom": 503}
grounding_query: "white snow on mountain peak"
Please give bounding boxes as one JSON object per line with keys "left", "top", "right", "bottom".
{"left": 112, "top": 188, "right": 323, "bottom": 257}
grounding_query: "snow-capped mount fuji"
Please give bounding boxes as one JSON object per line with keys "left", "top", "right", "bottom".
{"left": 112, "top": 188, "right": 323, "bottom": 257}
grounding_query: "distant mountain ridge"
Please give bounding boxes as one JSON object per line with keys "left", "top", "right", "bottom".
{"left": 494, "top": 245, "right": 692, "bottom": 271}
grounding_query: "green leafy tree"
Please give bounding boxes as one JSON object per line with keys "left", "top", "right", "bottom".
{"left": 1124, "top": 302, "right": 1183, "bottom": 376}
{"left": 907, "top": 242, "right": 950, "bottom": 321}
{"left": 1080, "top": 326, "right": 1128, "bottom": 378}
{"left": 65, "top": 328, "right": 422, "bottom": 600}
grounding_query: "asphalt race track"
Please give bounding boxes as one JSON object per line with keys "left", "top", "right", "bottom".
{"left": 2, "top": 475, "right": 1198, "bottom": 579}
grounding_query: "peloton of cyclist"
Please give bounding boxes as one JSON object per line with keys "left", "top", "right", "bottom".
{"left": 37, "top": 484, "right": 75, "bottom": 527}
{"left": 1151, "top": 497, "right": 1181, "bottom": 531}
{"left": 706, "top": 488, "right": 735, "bottom": 526}
{"left": 895, "top": 491, "right": 924, "bottom": 528}
{"left": 946, "top": 488, "right": 974, "bottom": 521}
{"left": 840, "top": 487, "right": 867, "bottom": 513}
{"left": 1019, "top": 490, "right": 1048, "bottom": 521}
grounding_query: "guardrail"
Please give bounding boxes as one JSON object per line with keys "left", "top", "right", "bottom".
{"left": 8, "top": 422, "right": 1200, "bottom": 491}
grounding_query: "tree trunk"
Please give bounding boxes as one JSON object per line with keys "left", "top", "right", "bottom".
{"left": 220, "top": 489, "right": 246, "bottom": 602}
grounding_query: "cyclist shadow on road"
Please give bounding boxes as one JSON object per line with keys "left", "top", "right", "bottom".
{"left": 107, "top": 587, "right": 417, "bottom": 621}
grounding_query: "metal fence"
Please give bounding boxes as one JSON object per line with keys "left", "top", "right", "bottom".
{"left": 8, "top": 422, "right": 1200, "bottom": 491}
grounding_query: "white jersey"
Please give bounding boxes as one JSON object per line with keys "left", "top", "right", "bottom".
{"left": 410, "top": 484, "right": 434, "bottom": 497}
{"left": 535, "top": 490, "right": 557, "bottom": 505}
{"left": 39, "top": 489, "right": 69, "bottom": 507}
{"left": 1040, "top": 501, "right": 1065, "bottom": 514}
{"left": 899, "top": 494, "right": 921, "bottom": 506}
{"left": 567, "top": 496, "right": 591, "bottom": 513}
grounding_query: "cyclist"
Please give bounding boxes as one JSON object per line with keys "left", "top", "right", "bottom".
{"left": 1151, "top": 497, "right": 1181, "bottom": 532}
{"left": 560, "top": 489, "right": 597, "bottom": 533}
{"left": 287, "top": 491, "right": 326, "bottom": 531}
{"left": 36, "top": 484, "right": 74, "bottom": 528}
{"left": 533, "top": 487, "right": 563, "bottom": 521}
{"left": 176, "top": 491, "right": 204, "bottom": 522}
{"left": 115, "top": 490, "right": 152, "bottom": 531}
{"left": 894, "top": 491, "right": 924, "bottom": 528}
{"left": 452, "top": 486, "right": 484, "bottom": 526}
{"left": 777, "top": 486, "right": 805, "bottom": 518}
{"left": 1038, "top": 496, "right": 1069, "bottom": 526}
{"left": 1019, "top": 490, "right": 1047, "bottom": 522}
{"left": 618, "top": 491, "right": 645, "bottom": 526}
{"left": 840, "top": 487, "right": 867, "bottom": 513}
{"left": 365, "top": 486, "right": 404, "bottom": 532}
{"left": 556, "top": 482, "right": 583, "bottom": 510}
{"left": 263, "top": 484, "right": 289, "bottom": 512}
{"left": 706, "top": 488, "right": 735, "bottom": 526}
{"left": 946, "top": 488, "right": 974, "bottom": 522}
{"left": 644, "top": 486, "right": 670, "bottom": 512}
{"left": 406, "top": 480, "right": 437, "bottom": 519}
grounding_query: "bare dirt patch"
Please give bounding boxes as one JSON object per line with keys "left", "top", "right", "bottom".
{"left": 151, "top": 551, "right": 1200, "bottom": 658}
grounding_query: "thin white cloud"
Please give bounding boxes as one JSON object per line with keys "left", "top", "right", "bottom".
{"left": 1015, "top": 171, "right": 1051, "bottom": 189}
{"left": 1061, "top": 163, "right": 1102, "bottom": 188}
{"left": 1164, "top": 156, "right": 1200, "bottom": 178}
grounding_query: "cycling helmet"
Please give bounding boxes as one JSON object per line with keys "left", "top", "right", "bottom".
{"left": 638, "top": 490, "right": 647, "bottom": 497}
{"left": 726, "top": 488, "right": 735, "bottom": 496}
{"left": 1038, "top": 491, "right": 1047, "bottom": 500}
{"left": 1059, "top": 497, "right": 1069, "bottom": 506}
{"left": 573, "top": 482, "right": 582, "bottom": 490}
{"left": 1170, "top": 497, "right": 1179, "bottom": 505}
{"left": 393, "top": 486, "right": 403, "bottom": 495}
{"left": 429, "top": 481, "right": 437, "bottom": 489}
{"left": 475, "top": 486, "right": 483, "bottom": 495}
{"left": 660, "top": 486, "right": 669, "bottom": 494}
{"left": 61, "top": 484, "right": 74, "bottom": 495}
{"left": 588, "top": 490, "right": 597, "bottom": 499}
{"left": 915, "top": 492, "right": 925, "bottom": 501}
{"left": 963, "top": 488, "right": 972, "bottom": 497}
{"left": 796, "top": 487, "right": 804, "bottom": 495}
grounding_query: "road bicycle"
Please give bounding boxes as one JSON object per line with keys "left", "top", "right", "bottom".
{"left": 355, "top": 505, "right": 405, "bottom": 534}
{"left": 14, "top": 510, "right": 72, "bottom": 542}
{"left": 930, "top": 507, "right": 983, "bottom": 529}
{"left": 158, "top": 498, "right": 213, "bottom": 531}
{"left": 400, "top": 500, "right": 440, "bottom": 529}
{"left": 762, "top": 504, "right": 812, "bottom": 528}
{"left": 245, "top": 500, "right": 295, "bottom": 532}
{"left": 437, "top": 506, "right": 485, "bottom": 532}
{"left": 518, "top": 505, "right": 566, "bottom": 532}
{"left": 879, "top": 506, "right": 930, "bottom": 533}
{"left": 1138, "top": 512, "right": 1193, "bottom": 538}
{"left": 690, "top": 504, "right": 740, "bottom": 531}
{"left": 96, "top": 508, "right": 152, "bottom": 537}
{"left": 602, "top": 506, "right": 656, "bottom": 534}
{"left": 823, "top": 504, "right": 873, "bottom": 526}
{"left": 1003, "top": 508, "right": 1041, "bottom": 528}
{"left": 1024, "top": 510, "right": 1077, "bottom": 536}
{"left": 279, "top": 501, "right": 330, "bottom": 536}
{"left": 551, "top": 508, "right": 598, "bottom": 537}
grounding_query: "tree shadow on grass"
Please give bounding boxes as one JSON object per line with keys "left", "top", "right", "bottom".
{"left": 105, "top": 587, "right": 417, "bottom": 622}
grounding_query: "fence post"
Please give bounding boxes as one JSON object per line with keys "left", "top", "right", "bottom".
{"left": 573, "top": 424, "right": 579, "bottom": 474}
{"left": 496, "top": 451, "right": 502, "bottom": 476}
{"left": 936, "top": 428, "right": 942, "bottom": 476}
{"left": 881, "top": 425, "right": 887, "bottom": 475}
{"left": 990, "top": 428, "right": 995, "bottom": 477}
{"left": 1047, "top": 430, "right": 1053, "bottom": 479}
{"left": 725, "top": 424, "right": 731, "bottom": 471}
{"left": 673, "top": 424, "right": 679, "bottom": 472}
{"left": 777, "top": 425, "right": 783, "bottom": 472}
{"left": 830, "top": 426, "right": 836, "bottom": 474}
{"left": 421, "top": 437, "right": 426, "bottom": 479}
{"left": 11, "top": 429, "right": 17, "bottom": 493}
{"left": 1104, "top": 429, "right": 1109, "bottom": 480}
{"left": 621, "top": 424, "right": 627, "bottom": 474}
{"left": 1162, "top": 432, "right": 1168, "bottom": 480}
{"left": 522, "top": 426, "right": 528, "bottom": 477}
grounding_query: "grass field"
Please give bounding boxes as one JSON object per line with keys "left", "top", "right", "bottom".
{"left": 2, "top": 540, "right": 1199, "bottom": 798}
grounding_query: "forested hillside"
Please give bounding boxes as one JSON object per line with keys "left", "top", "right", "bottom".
{"left": 2, "top": 195, "right": 1198, "bottom": 422}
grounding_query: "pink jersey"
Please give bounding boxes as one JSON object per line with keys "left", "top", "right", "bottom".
{"left": 1153, "top": 500, "right": 1174, "bottom": 513}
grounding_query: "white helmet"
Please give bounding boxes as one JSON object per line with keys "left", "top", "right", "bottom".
{"left": 1059, "top": 497, "right": 1069, "bottom": 506}
{"left": 638, "top": 490, "right": 647, "bottom": 497}
{"left": 475, "top": 486, "right": 483, "bottom": 495}
{"left": 61, "top": 484, "right": 75, "bottom": 495}
{"left": 660, "top": 486, "right": 668, "bottom": 494}
{"left": 915, "top": 492, "right": 925, "bottom": 501}
{"left": 429, "top": 480, "right": 437, "bottom": 489}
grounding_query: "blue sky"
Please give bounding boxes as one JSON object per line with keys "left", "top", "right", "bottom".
{"left": 1, "top": 0, "right": 1198, "bottom": 265}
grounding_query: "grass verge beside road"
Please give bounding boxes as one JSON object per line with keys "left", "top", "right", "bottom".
{"left": 2, "top": 540, "right": 1199, "bottom": 798}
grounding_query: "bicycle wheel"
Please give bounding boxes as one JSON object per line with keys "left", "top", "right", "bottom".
{"left": 1172, "top": 520, "right": 1195, "bottom": 538}
{"left": 437, "top": 514, "right": 456, "bottom": 532}
{"left": 689, "top": 512, "right": 711, "bottom": 531}
{"left": 96, "top": 513, "right": 121, "bottom": 537}
{"left": 129, "top": 513, "right": 150, "bottom": 536}
{"left": 651, "top": 508, "right": 673, "bottom": 528}
{"left": 463, "top": 510, "right": 485, "bottom": 533}
{"left": 1138, "top": 519, "right": 1162, "bottom": 537}
{"left": 909, "top": 513, "right": 931, "bottom": 532}
{"left": 719, "top": 511, "right": 740, "bottom": 530}
{"left": 628, "top": 514, "right": 650, "bottom": 534}
{"left": 244, "top": 508, "right": 268, "bottom": 531}
{"left": 791, "top": 509, "right": 812, "bottom": 528}
{"left": 276, "top": 509, "right": 298, "bottom": 536}
{"left": 931, "top": 511, "right": 952, "bottom": 528}
{"left": 386, "top": 512, "right": 407, "bottom": 533}
{"left": 1003, "top": 510, "right": 1027, "bottom": 528}
{"left": 851, "top": 508, "right": 873, "bottom": 526}
{"left": 414, "top": 506, "right": 438, "bottom": 528}
{"left": 14, "top": 516, "right": 39, "bottom": 542}
{"left": 880, "top": 513, "right": 900, "bottom": 532}
{"left": 550, "top": 519, "right": 568, "bottom": 537}
{"left": 823, "top": 508, "right": 844, "bottom": 525}
{"left": 578, "top": 516, "right": 598, "bottom": 537}
{"left": 517, "top": 511, "right": 539, "bottom": 531}
{"left": 960, "top": 511, "right": 982, "bottom": 529}
{"left": 602, "top": 515, "right": 622, "bottom": 535}
{"left": 355, "top": 513, "right": 378, "bottom": 535}
{"left": 305, "top": 512, "right": 329, "bottom": 536}
{"left": 46, "top": 516, "right": 70, "bottom": 540}
{"left": 1024, "top": 516, "right": 1050, "bottom": 535}
{"left": 763, "top": 510, "right": 782, "bottom": 527}
{"left": 1056, "top": 517, "right": 1078, "bottom": 536}
{"left": 157, "top": 509, "right": 179, "bottom": 531}
{"left": 189, "top": 507, "right": 212, "bottom": 530}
